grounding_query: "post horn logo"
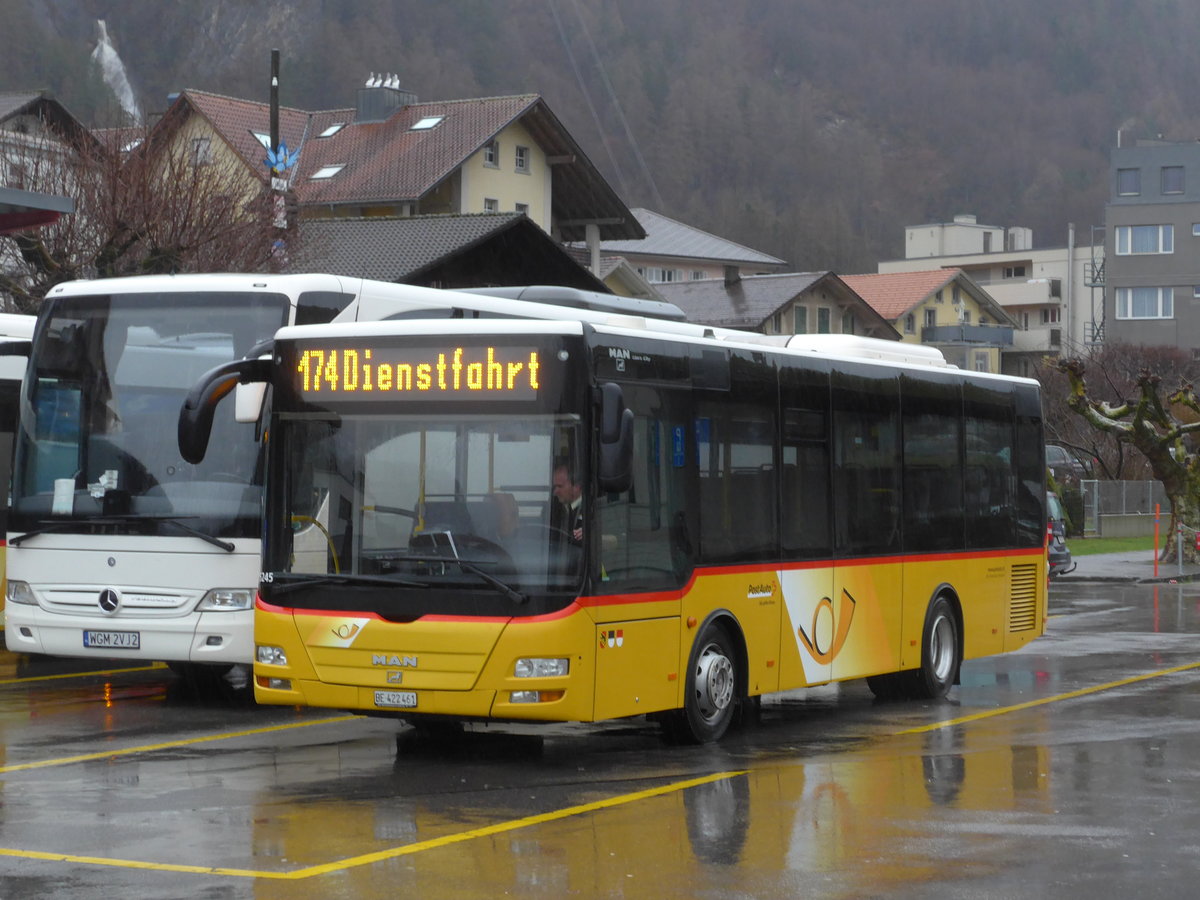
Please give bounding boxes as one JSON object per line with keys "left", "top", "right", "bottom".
{"left": 796, "top": 588, "right": 857, "bottom": 665}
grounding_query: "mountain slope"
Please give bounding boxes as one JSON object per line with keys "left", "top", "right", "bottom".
{"left": 2, "top": 0, "right": 1195, "bottom": 271}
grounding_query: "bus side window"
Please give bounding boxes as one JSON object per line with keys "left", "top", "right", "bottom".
{"left": 964, "top": 383, "right": 1016, "bottom": 549}
{"left": 900, "top": 375, "right": 964, "bottom": 553}
{"left": 832, "top": 369, "right": 900, "bottom": 556}
{"left": 596, "top": 386, "right": 691, "bottom": 590}
{"left": 781, "top": 408, "right": 831, "bottom": 559}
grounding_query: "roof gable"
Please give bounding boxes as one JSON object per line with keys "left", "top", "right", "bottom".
{"left": 841, "top": 270, "right": 960, "bottom": 320}
{"left": 843, "top": 269, "right": 1017, "bottom": 327}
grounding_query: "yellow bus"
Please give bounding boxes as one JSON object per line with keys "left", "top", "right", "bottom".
{"left": 184, "top": 307, "right": 1047, "bottom": 743}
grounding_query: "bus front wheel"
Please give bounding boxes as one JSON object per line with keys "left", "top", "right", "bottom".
{"left": 671, "top": 622, "right": 739, "bottom": 744}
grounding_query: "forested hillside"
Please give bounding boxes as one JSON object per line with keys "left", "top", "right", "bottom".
{"left": 5, "top": 0, "right": 1200, "bottom": 272}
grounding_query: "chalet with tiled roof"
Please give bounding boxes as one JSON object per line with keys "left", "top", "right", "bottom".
{"left": 842, "top": 269, "right": 1015, "bottom": 373}
{"left": 156, "top": 84, "right": 644, "bottom": 247}
{"left": 655, "top": 271, "right": 898, "bottom": 340}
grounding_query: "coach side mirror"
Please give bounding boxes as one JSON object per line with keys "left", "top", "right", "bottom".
{"left": 597, "top": 382, "right": 633, "bottom": 493}
{"left": 178, "top": 357, "right": 271, "bottom": 464}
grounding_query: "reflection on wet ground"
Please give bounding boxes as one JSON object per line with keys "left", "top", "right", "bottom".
{"left": 4, "top": 581, "right": 1200, "bottom": 897}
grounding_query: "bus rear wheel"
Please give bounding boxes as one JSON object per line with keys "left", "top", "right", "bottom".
{"left": 911, "top": 595, "right": 960, "bottom": 700}
{"left": 670, "top": 622, "right": 739, "bottom": 744}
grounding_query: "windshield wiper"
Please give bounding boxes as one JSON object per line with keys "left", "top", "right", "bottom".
{"left": 9, "top": 520, "right": 81, "bottom": 546}
{"left": 455, "top": 560, "right": 527, "bottom": 605}
{"left": 401, "top": 554, "right": 527, "bottom": 604}
{"left": 10, "top": 514, "right": 236, "bottom": 552}
{"left": 155, "top": 517, "right": 236, "bottom": 552}
{"left": 269, "top": 572, "right": 431, "bottom": 595}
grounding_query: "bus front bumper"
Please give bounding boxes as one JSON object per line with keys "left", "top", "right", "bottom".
{"left": 3, "top": 605, "right": 253, "bottom": 665}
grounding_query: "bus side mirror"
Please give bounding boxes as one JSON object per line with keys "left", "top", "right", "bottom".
{"left": 178, "top": 358, "right": 271, "bottom": 464}
{"left": 597, "top": 382, "right": 633, "bottom": 493}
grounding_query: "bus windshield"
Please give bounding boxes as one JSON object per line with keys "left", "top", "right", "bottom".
{"left": 266, "top": 413, "right": 586, "bottom": 613}
{"left": 11, "top": 292, "right": 289, "bottom": 540}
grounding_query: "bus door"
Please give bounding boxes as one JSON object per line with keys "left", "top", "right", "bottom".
{"left": 828, "top": 368, "right": 904, "bottom": 682}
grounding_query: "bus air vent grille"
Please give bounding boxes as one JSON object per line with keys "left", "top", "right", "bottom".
{"left": 1008, "top": 563, "right": 1039, "bottom": 632}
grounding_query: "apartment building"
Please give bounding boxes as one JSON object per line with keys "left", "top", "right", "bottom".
{"left": 1106, "top": 139, "right": 1200, "bottom": 351}
{"left": 878, "top": 214, "right": 1103, "bottom": 376}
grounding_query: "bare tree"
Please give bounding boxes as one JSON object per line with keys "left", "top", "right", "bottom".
{"left": 1057, "top": 348, "right": 1200, "bottom": 561}
{"left": 1, "top": 125, "right": 280, "bottom": 313}
{"left": 1039, "top": 344, "right": 1200, "bottom": 482}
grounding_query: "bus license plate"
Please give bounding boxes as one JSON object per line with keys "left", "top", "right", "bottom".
{"left": 83, "top": 630, "right": 141, "bottom": 650}
{"left": 374, "top": 690, "right": 417, "bottom": 709}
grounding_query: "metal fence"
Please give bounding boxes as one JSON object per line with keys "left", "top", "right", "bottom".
{"left": 1080, "top": 479, "right": 1171, "bottom": 535}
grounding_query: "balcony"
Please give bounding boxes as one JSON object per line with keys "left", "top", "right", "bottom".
{"left": 922, "top": 324, "right": 1014, "bottom": 346}
{"left": 980, "top": 278, "right": 1061, "bottom": 308}
{"left": 1011, "top": 325, "right": 1061, "bottom": 352}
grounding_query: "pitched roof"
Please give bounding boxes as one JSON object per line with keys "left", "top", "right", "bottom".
{"left": 842, "top": 269, "right": 1016, "bottom": 327}
{"left": 167, "top": 89, "right": 643, "bottom": 241}
{"left": 840, "top": 270, "right": 961, "bottom": 320}
{"left": 286, "top": 212, "right": 607, "bottom": 291}
{"left": 655, "top": 272, "right": 897, "bottom": 337}
{"left": 0, "top": 90, "right": 95, "bottom": 146}
{"left": 590, "top": 208, "right": 786, "bottom": 267}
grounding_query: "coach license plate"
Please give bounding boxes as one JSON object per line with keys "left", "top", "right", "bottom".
{"left": 83, "top": 630, "right": 141, "bottom": 650}
{"left": 374, "top": 690, "right": 417, "bottom": 709}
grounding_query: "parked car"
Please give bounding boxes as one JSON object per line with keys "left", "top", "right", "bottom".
{"left": 1047, "top": 490, "right": 1075, "bottom": 577}
{"left": 1046, "top": 444, "right": 1091, "bottom": 486}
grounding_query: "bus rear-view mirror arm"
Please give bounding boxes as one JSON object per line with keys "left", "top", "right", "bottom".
{"left": 178, "top": 357, "right": 272, "bottom": 464}
{"left": 597, "top": 382, "right": 633, "bottom": 493}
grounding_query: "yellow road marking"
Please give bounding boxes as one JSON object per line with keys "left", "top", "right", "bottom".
{"left": 0, "top": 715, "right": 358, "bottom": 773}
{"left": 0, "top": 663, "right": 167, "bottom": 685}
{"left": 4, "top": 660, "right": 1199, "bottom": 880}
{"left": 0, "top": 770, "right": 746, "bottom": 880}
{"left": 896, "top": 659, "right": 1200, "bottom": 735}
{"left": 0, "top": 847, "right": 277, "bottom": 879}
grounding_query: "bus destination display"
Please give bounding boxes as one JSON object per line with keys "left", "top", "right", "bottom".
{"left": 294, "top": 344, "right": 543, "bottom": 401}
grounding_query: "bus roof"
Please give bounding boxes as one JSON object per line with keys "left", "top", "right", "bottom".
{"left": 39, "top": 273, "right": 1035, "bottom": 385}
{"left": 0, "top": 312, "right": 34, "bottom": 339}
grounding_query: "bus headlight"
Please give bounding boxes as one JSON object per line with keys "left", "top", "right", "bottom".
{"left": 514, "top": 657, "right": 569, "bottom": 678}
{"left": 197, "top": 589, "right": 254, "bottom": 611}
{"left": 5, "top": 580, "right": 36, "bottom": 605}
{"left": 257, "top": 645, "right": 288, "bottom": 665}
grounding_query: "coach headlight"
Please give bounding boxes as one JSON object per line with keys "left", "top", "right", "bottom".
{"left": 514, "top": 657, "right": 569, "bottom": 678}
{"left": 196, "top": 588, "right": 254, "bottom": 611}
{"left": 256, "top": 644, "right": 288, "bottom": 666}
{"left": 5, "top": 580, "right": 35, "bottom": 605}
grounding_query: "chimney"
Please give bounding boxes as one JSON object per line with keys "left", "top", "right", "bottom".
{"left": 356, "top": 72, "right": 417, "bottom": 123}
{"left": 724, "top": 264, "right": 741, "bottom": 287}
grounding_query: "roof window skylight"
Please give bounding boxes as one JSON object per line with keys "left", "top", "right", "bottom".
{"left": 311, "top": 164, "right": 346, "bottom": 180}
{"left": 251, "top": 131, "right": 271, "bottom": 148}
{"left": 411, "top": 115, "right": 445, "bottom": 131}
{"left": 319, "top": 123, "right": 346, "bottom": 138}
